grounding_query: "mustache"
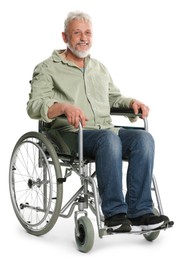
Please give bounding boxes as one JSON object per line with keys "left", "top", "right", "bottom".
{"left": 76, "top": 41, "right": 89, "bottom": 45}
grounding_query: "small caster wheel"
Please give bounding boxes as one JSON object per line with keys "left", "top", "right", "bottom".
{"left": 75, "top": 216, "right": 94, "bottom": 253}
{"left": 143, "top": 208, "right": 160, "bottom": 242}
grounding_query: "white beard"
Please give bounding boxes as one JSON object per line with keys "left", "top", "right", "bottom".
{"left": 67, "top": 43, "right": 90, "bottom": 58}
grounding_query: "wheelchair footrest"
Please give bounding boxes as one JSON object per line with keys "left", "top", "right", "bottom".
{"left": 137, "top": 220, "right": 174, "bottom": 234}
{"left": 106, "top": 220, "right": 174, "bottom": 235}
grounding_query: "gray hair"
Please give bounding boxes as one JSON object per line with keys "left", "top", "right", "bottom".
{"left": 64, "top": 11, "right": 92, "bottom": 33}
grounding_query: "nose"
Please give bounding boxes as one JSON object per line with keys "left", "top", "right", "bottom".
{"left": 80, "top": 32, "right": 87, "bottom": 41}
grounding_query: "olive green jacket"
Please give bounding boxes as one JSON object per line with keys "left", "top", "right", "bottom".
{"left": 27, "top": 50, "right": 134, "bottom": 132}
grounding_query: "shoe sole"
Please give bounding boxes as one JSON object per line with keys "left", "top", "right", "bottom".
{"left": 131, "top": 220, "right": 165, "bottom": 231}
{"left": 106, "top": 224, "right": 131, "bottom": 233}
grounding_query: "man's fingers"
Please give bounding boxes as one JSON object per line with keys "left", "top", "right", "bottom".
{"left": 132, "top": 103, "right": 138, "bottom": 115}
{"left": 65, "top": 106, "right": 88, "bottom": 128}
{"left": 140, "top": 105, "right": 149, "bottom": 118}
{"left": 78, "top": 114, "right": 88, "bottom": 128}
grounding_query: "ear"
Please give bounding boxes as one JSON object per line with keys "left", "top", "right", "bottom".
{"left": 62, "top": 32, "right": 68, "bottom": 43}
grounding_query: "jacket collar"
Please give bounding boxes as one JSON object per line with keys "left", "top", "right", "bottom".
{"left": 52, "top": 49, "right": 90, "bottom": 67}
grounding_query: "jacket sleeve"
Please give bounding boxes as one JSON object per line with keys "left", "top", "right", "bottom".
{"left": 103, "top": 66, "right": 138, "bottom": 122}
{"left": 108, "top": 80, "right": 133, "bottom": 108}
{"left": 99, "top": 63, "right": 133, "bottom": 108}
{"left": 27, "top": 62, "right": 58, "bottom": 122}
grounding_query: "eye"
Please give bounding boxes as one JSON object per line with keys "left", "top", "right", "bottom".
{"left": 86, "top": 31, "right": 92, "bottom": 36}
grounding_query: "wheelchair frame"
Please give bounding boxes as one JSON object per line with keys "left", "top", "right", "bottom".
{"left": 9, "top": 109, "right": 173, "bottom": 253}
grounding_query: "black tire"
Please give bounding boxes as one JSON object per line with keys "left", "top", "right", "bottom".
{"left": 75, "top": 216, "right": 94, "bottom": 253}
{"left": 143, "top": 208, "right": 160, "bottom": 241}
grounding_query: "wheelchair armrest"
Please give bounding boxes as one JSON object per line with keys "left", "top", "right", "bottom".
{"left": 110, "top": 107, "right": 148, "bottom": 131}
{"left": 110, "top": 107, "right": 142, "bottom": 117}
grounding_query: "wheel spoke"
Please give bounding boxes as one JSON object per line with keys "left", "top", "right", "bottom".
{"left": 9, "top": 132, "right": 63, "bottom": 235}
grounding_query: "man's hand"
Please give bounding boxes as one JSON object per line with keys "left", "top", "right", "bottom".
{"left": 48, "top": 103, "right": 88, "bottom": 128}
{"left": 131, "top": 99, "right": 150, "bottom": 119}
{"left": 63, "top": 104, "right": 88, "bottom": 128}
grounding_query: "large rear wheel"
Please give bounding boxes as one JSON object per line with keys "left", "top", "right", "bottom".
{"left": 9, "top": 132, "right": 63, "bottom": 236}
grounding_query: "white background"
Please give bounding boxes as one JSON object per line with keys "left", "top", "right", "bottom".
{"left": 1, "top": 0, "right": 183, "bottom": 258}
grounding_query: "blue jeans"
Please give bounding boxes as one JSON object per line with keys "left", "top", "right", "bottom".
{"left": 83, "top": 128, "right": 155, "bottom": 218}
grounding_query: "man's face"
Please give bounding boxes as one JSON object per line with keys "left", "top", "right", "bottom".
{"left": 63, "top": 19, "right": 93, "bottom": 58}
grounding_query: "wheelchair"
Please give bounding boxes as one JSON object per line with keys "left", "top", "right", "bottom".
{"left": 9, "top": 108, "right": 173, "bottom": 253}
